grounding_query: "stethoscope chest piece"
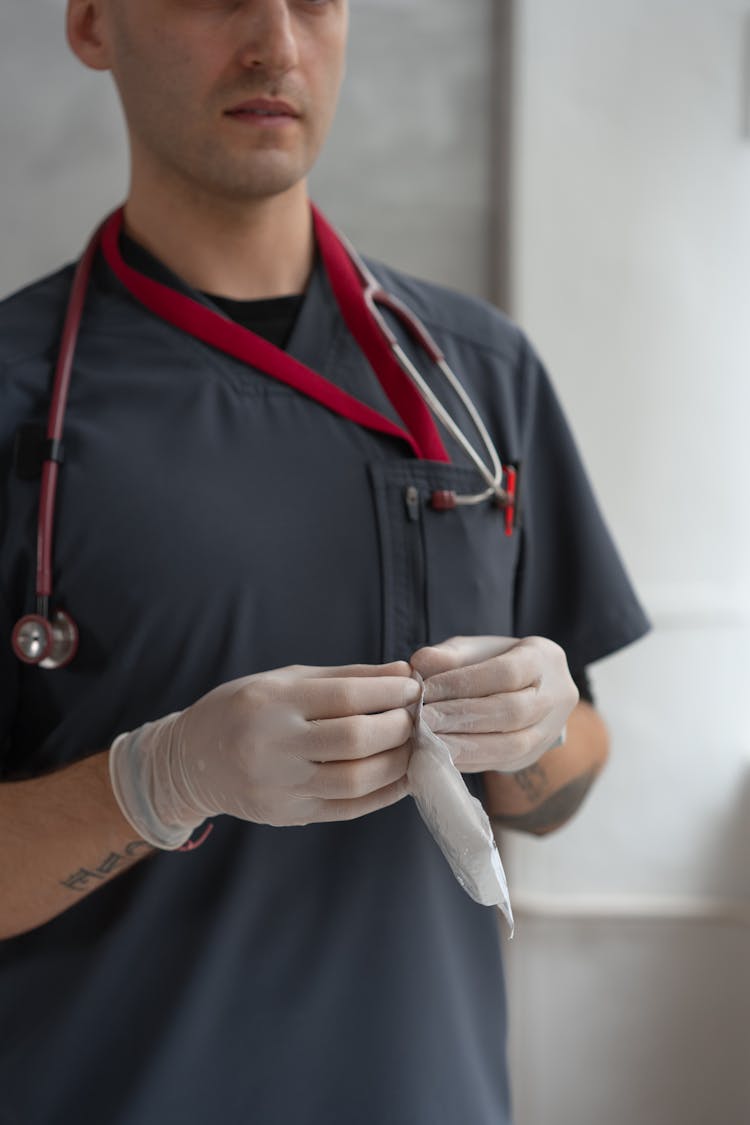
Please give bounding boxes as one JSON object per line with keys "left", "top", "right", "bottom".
{"left": 12, "top": 610, "right": 79, "bottom": 669}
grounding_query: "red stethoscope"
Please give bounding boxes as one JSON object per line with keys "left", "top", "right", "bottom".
{"left": 11, "top": 206, "right": 517, "bottom": 670}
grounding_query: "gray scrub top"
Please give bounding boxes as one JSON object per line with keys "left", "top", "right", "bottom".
{"left": 0, "top": 224, "right": 649, "bottom": 1125}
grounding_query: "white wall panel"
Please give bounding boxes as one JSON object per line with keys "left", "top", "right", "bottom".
{"left": 509, "top": 2, "right": 750, "bottom": 1122}
{"left": 512, "top": 0, "right": 750, "bottom": 591}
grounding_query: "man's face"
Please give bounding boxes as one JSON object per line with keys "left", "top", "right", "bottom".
{"left": 94, "top": 0, "right": 348, "bottom": 202}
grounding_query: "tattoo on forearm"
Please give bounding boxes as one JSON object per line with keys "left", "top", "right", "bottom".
{"left": 492, "top": 769, "right": 599, "bottom": 835}
{"left": 512, "top": 763, "right": 549, "bottom": 803}
{"left": 60, "top": 840, "right": 151, "bottom": 894}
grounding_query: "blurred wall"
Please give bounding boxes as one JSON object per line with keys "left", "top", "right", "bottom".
{"left": 0, "top": 0, "right": 494, "bottom": 301}
{"left": 312, "top": 0, "right": 497, "bottom": 300}
{"left": 505, "top": 2, "right": 750, "bottom": 1124}
{"left": 0, "top": 1, "right": 128, "bottom": 296}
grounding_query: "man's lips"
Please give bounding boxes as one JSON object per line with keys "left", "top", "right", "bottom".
{"left": 225, "top": 98, "right": 300, "bottom": 120}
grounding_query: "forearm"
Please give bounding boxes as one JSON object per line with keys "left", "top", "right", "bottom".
{"left": 482, "top": 701, "right": 609, "bottom": 835}
{"left": 0, "top": 751, "right": 153, "bottom": 940}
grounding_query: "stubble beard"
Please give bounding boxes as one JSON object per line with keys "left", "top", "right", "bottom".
{"left": 131, "top": 129, "right": 313, "bottom": 216}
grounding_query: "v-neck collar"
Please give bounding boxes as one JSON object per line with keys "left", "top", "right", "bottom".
{"left": 99, "top": 206, "right": 451, "bottom": 463}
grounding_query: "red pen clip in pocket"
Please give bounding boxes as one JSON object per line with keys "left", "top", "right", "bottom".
{"left": 495, "top": 463, "right": 520, "bottom": 537}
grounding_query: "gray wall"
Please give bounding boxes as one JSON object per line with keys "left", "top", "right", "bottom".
{"left": 1, "top": 0, "right": 128, "bottom": 295}
{"left": 313, "top": 0, "right": 495, "bottom": 299}
{"left": 1, "top": 0, "right": 494, "bottom": 301}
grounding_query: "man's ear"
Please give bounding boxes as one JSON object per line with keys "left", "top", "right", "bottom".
{"left": 66, "top": 0, "right": 113, "bottom": 72}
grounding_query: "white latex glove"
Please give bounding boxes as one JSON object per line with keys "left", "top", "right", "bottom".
{"left": 410, "top": 636, "right": 579, "bottom": 774}
{"left": 109, "top": 661, "right": 420, "bottom": 849}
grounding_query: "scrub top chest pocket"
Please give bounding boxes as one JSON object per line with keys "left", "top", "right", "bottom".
{"left": 368, "top": 461, "right": 520, "bottom": 663}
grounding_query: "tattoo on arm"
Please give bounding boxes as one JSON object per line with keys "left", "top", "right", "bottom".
{"left": 492, "top": 769, "right": 599, "bottom": 836}
{"left": 59, "top": 841, "right": 151, "bottom": 894}
{"left": 512, "top": 762, "right": 549, "bottom": 803}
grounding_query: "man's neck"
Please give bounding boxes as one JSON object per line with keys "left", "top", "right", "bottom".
{"left": 122, "top": 178, "right": 314, "bottom": 301}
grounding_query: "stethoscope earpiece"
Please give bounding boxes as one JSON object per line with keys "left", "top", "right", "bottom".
{"left": 12, "top": 610, "right": 79, "bottom": 670}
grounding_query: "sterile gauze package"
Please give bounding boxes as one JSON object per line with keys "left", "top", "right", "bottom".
{"left": 407, "top": 673, "right": 514, "bottom": 934}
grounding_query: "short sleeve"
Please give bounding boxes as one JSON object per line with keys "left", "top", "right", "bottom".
{"left": 512, "top": 337, "right": 650, "bottom": 670}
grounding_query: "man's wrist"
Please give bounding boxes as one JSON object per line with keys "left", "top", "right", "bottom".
{"left": 549, "top": 724, "right": 567, "bottom": 751}
{"left": 108, "top": 714, "right": 205, "bottom": 851}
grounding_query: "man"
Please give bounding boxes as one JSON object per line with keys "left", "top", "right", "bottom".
{"left": 0, "top": 2, "right": 649, "bottom": 1122}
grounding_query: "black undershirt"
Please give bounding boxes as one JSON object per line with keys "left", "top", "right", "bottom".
{"left": 205, "top": 292, "right": 303, "bottom": 350}
{"left": 119, "top": 231, "right": 304, "bottom": 348}
{"left": 118, "top": 232, "right": 594, "bottom": 706}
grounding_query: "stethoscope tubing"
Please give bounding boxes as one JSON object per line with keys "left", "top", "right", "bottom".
{"left": 341, "top": 234, "right": 507, "bottom": 506}
{"left": 36, "top": 222, "right": 104, "bottom": 611}
{"left": 14, "top": 212, "right": 514, "bottom": 668}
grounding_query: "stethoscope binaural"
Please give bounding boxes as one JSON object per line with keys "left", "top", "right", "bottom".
{"left": 11, "top": 212, "right": 517, "bottom": 670}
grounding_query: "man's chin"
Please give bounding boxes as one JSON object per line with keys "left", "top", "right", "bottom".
{"left": 199, "top": 156, "right": 309, "bottom": 204}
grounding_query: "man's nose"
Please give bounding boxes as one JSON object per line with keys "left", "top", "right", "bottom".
{"left": 236, "top": 0, "right": 300, "bottom": 75}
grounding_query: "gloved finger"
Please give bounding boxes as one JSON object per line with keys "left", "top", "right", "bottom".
{"left": 322, "top": 776, "right": 411, "bottom": 823}
{"left": 308, "top": 660, "right": 414, "bottom": 680}
{"left": 304, "top": 707, "right": 414, "bottom": 761}
{"left": 421, "top": 646, "right": 540, "bottom": 705}
{"left": 410, "top": 636, "right": 519, "bottom": 680}
{"left": 303, "top": 743, "right": 411, "bottom": 800}
{"left": 301, "top": 675, "right": 421, "bottom": 721}
{"left": 440, "top": 728, "right": 557, "bottom": 774}
{"left": 422, "top": 686, "right": 551, "bottom": 735}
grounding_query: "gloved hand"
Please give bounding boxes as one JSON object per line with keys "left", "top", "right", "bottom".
{"left": 109, "top": 661, "right": 420, "bottom": 849}
{"left": 410, "top": 635, "right": 579, "bottom": 774}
